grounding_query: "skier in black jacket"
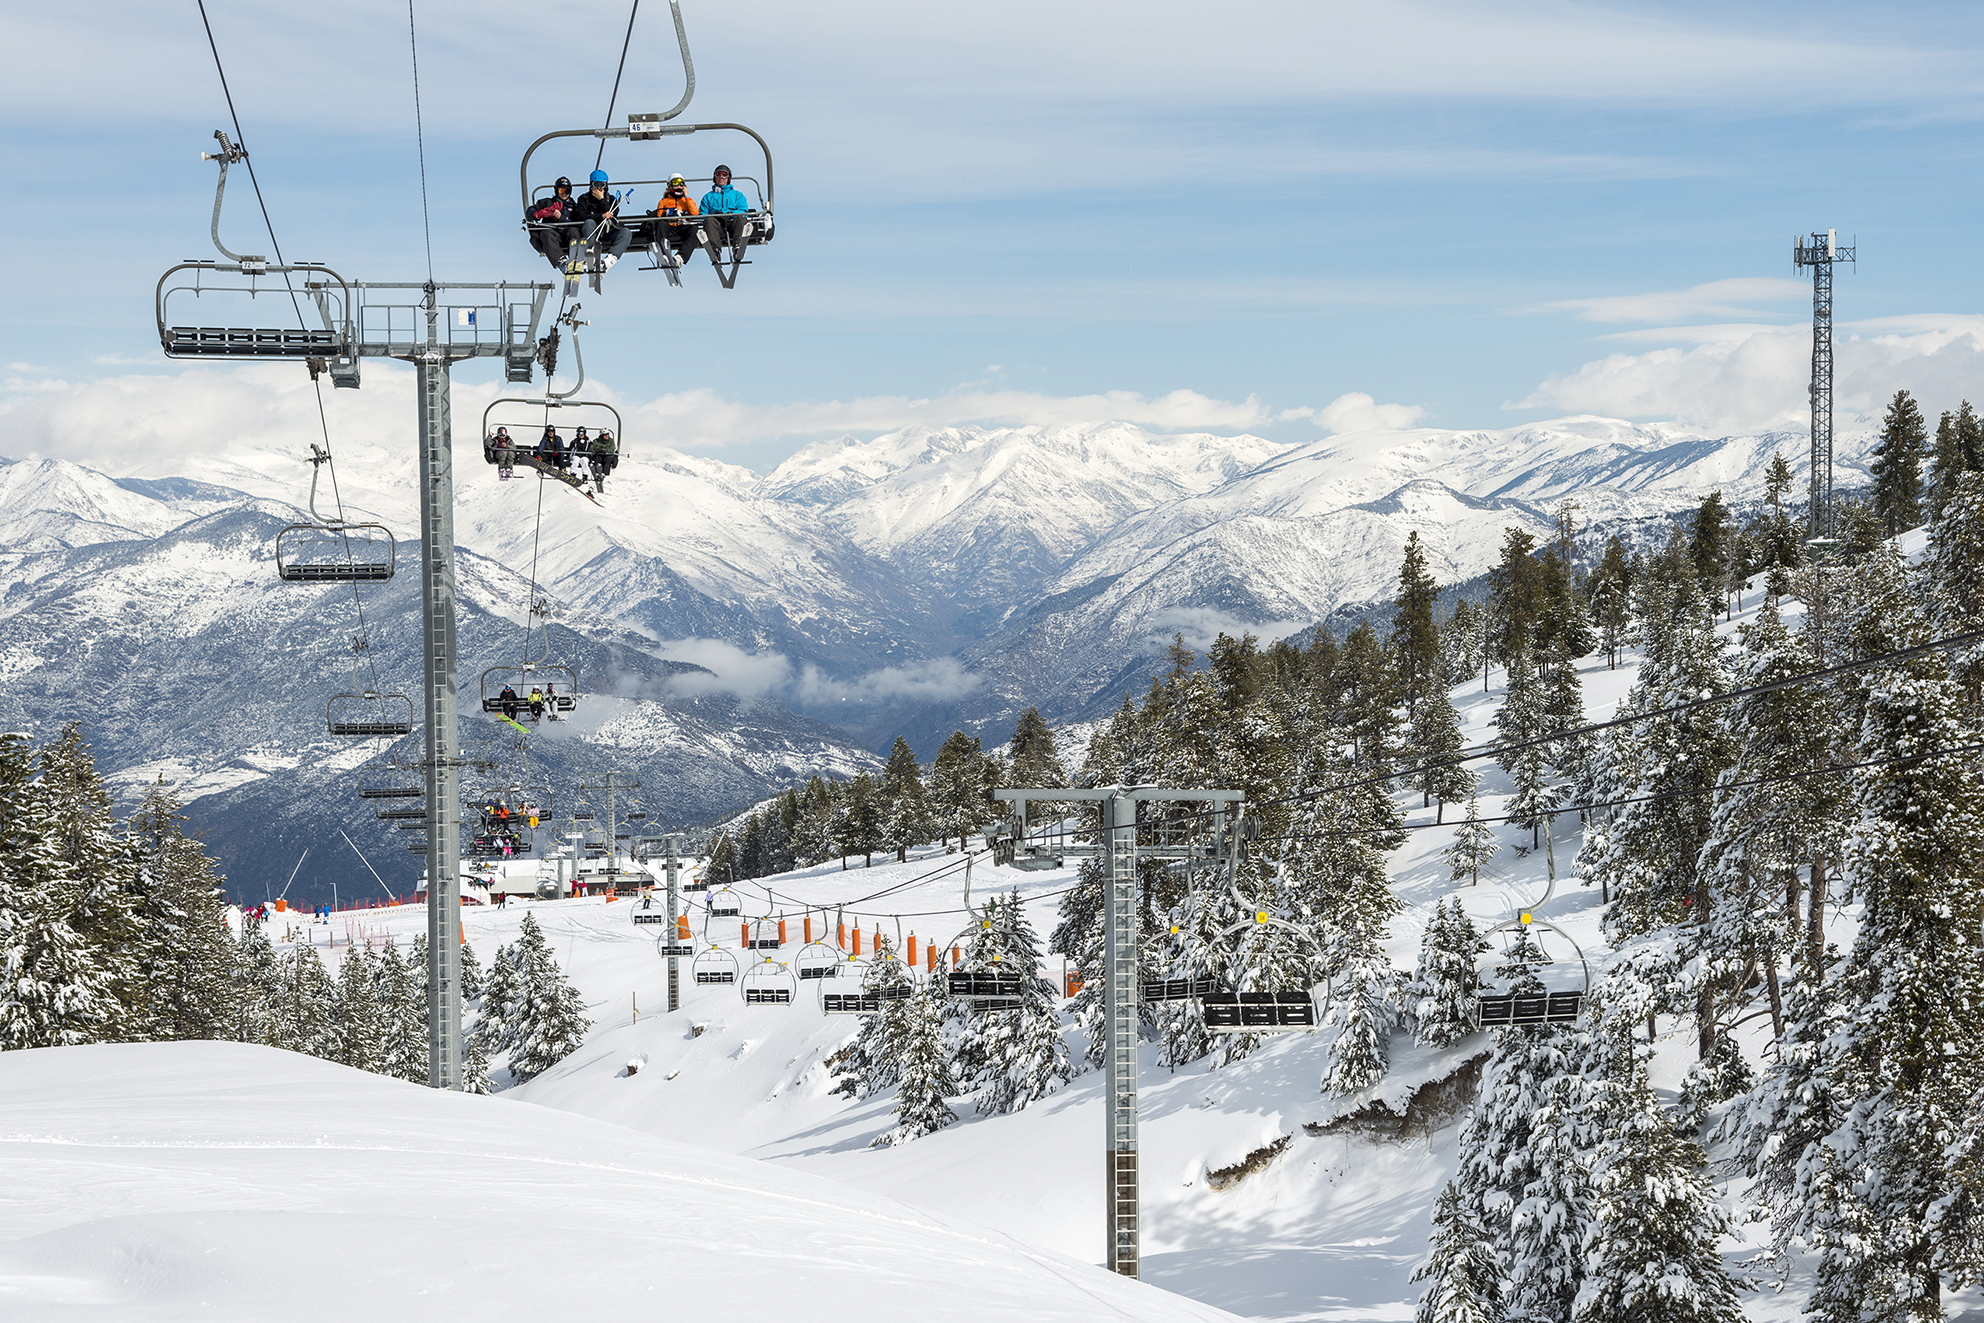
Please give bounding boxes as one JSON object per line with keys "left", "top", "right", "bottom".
{"left": 571, "top": 170, "right": 634, "bottom": 268}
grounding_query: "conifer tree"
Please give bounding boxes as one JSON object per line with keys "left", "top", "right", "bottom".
{"left": 930, "top": 731, "right": 993, "bottom": 852}
{"left": 1443, "top": 792, "right": 1498, "bottom": 887}
{"left": 1408, "top": 899, "right": 1485, "bottom": 1049}
{"left": 478, "top": 942, "right": 519, "bottom": 1052}
{"left": 1050, "top": 857, "right": 1108, "bottom": 1070}
{"left": 1412, "top": 1184, "right": 1503, "bottom": 1323}
{"left": 879, "top": 737, "right": 935, "bottom": 862}
{"left": 1930, "top": 407, "right": 1968, "bottom": 519}
{"left": 36, "top": 723, "right": 146, "bottom": 1024}
{"left": 1393, "top": 531, "right": 1442, "bottom": 718}
{"left": 836, "top": 772, "right": 885, "bottom": 866}
{"left": 231, "top": 916, "right": 285, "bottom": 1046}
{"left": 871, "top": 982, "right": 956, "bottom": 1147}
{"left": 127, "top": 778, "right": 234, "bottom": 1041}
{"left": 974, "top": 891, "right": 1074, "bottom": 1115}
{"left": 278, "top": 942, "right": 339, "bottom": 1061}
{"left": 1869, "top": 388, "right": 1928, "bottom": 536}
{"left": 1410, "top": 684, "right": 1472, "bottom": 821}
{"left": 376, "top": 938, "right": 427, "bottom": 1082}
{"left": 506, "top": 912, "right": 593, "bottom": 1081}
{"left": 458, "top": 938, "right": 484, "bottom": 1001}
{"left": 1575, "top": 1072, "right": 1742, "bottom": 1323}
{"left": 1323, "top": 936, "right": 1400, "bottom": 1095}
{"left": 1006, "top": 708, "right": 1067, "bottom": 805}
{"left": 703, "top": 830, "right": 738, "bottom": 886}
{"left": 1334, "top": 622, "right": 1401, "bottom": 765}
{"left": 462, "top": 1026, "right": 493, "bottom": 1095}
{"left": 1786, "top": 663, "right": 1984, "bottom": 1321}
{"left": 1926, "top": 472, "right": 1984, "bottom": 702}
{"left": 333, "top": 946, "right": 385, "bottom": 1072}
{"left": 0, "top": 734, "right": 116, "bottom": 1050}
{"left": 830, "top": 935, "right": 914, "bottom": 1099}
{"left": 1489, "top": 528, "right": 1547, "bottom": 663}
{"left": 1493, "top": 650, "right": 1557, "bottom": 848}
{"left": 1588, "top": 535, "right": 1633, "bottom": 669}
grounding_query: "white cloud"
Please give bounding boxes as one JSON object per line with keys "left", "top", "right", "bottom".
{"left": 795, "top": 659, "right": 984, "bottom": 707}
{"left": 1517, "top": 315, "right": 1984, "bottom": 433}
{"left": 1146, "top": 607, "right": 1315, "bottom": 654}
{"left": 653, "top": 639, "right": 794, "bottom": 699}
{"left": 0, "top": 366, "right": 1289, "bottom": 467}
{"left": 1282, "top": 392, "right": 1426, "bottom": 434}
{"left": 1542, "top": 277, "right": 1811, "bottom": 324}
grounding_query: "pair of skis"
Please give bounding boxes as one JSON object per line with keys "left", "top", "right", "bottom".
{"left": 562, "top": 190, "right": 632, "bottom": 297}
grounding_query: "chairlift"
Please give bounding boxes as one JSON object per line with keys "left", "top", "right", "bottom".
{"left": 795, "top": 940, "right": 841, "bottom": 981}
{"left": 1142, "top": 892, "right": 1321, "bottom": 1034}
{"left": 481, "top": 399, "right": 625, "bottom": 493}
{"left": 745, "top": 918, "right": 783, "bottom": 951}
{"left": 480, "top": 663, "right": 579, "bottom": 722}
{"left": 356, "top": 764, "right": 422, "bottom": 799}
{"left": 275, "top": 522, "right": 396, "bottom": 582}
{"left": 327, "top": 691, "right": 415, "bottom": 738}
{"left": 376, "top": 807, "right": 427, "bottom": 821}
{"left": 1475, "top": 918, "right": 1589, "bottom": 1028}
{"left": 739, "top": 957, "right": 796, "bottom": 1006}
{"left": 692, "top": 946, "right": 739, "bottom": 985}
{"left": 519, "top": 23, "right": 777, "bottom": 296}
{"left": 706, "top": 886, "right": 743, "bottom": 919}
{"left": 946, "top": 968, "right": 1026, "bottom": 1013}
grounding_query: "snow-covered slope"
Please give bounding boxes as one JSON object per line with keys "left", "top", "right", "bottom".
{"left": 0, "top": 1041, "right": 1238, "bottom": 1322}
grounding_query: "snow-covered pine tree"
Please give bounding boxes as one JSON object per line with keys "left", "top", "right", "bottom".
{"left": 476, "top": 942, "right": 519, "bottom": 1053}
{"left": 1323, "top": 933, "right": 1401, "bottom": 1096}
{"left": 1870, "top": 388, "right": 1928, "bottom": 536}
{"left": 1448, "top": 931, "right": 1593, "bottom": 1323}
{"left": 1926, "top": 471, "right": 1984, "bottom": 701}
{"left": 870, "top": 982, "right": 956, "bottom": 1147}
{"left": 1786, "top": 661, "right": 1984, "bottom": 1322}
{"left": 1493, "top": 648, "right": 1557, "bottom": 849}
{"left": 1408, "top": 898, "right": 1485, "bottom": 1049}
{"left": 0, "top": 732, "right": 116, "bottom": 1050}
{"left": 458, "top": 938, "right": 484, "bottom": 1002}
{"left": 1444, "top": 792, "right": 1498, "bottom": 887}
{"left": 879, "top": 738, "right": 935, "bottom": 863}
{"left": 1574, "top": 1071, "right": 1741, "bottom": 1323}
{"left": 375, "top": 938, "right": 427, "bottom": 1082}
{"left": 127, "top": 777, "right": 234, "bottom": 1041}
{"left": 1410, "top": 685, "right": 1472, "bottom": 822}
{"left": 278, "top": 942, "right": 339, "bottom": 1061}
{"left": 929, "top": 731, "right": 994, "bottom": 853}
{"left": 1394, "top": 531, "right": 1443, "bottom": 720}
{"left": 507, "top": 911, "right": 593, "bottom": 1081}
{"left": 1412, "top": 1183, "right": 1503, "bottom": 1323}
{"left": 974, "top": 890, "right": 1074, "bottom": 1115}
{"left": 829, "top": 935, "right": 913, "bottom": 1100}
{"left": 230, "top": 916, "right": 285, "bottom": 1046}
{"left": 462, "top": 1027, "right": 493, "bottom": 1095}
{"left": 35, "top": 723, "right": 147, "bottom": 1028}
{"left": 333, "top": 946, "right": 385, "bottom": 1072}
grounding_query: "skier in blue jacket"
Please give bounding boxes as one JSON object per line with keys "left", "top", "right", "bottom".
{"left": 698, "top": 164, "right": 752, "bottom": 263}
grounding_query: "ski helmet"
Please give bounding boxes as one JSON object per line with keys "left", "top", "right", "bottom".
{"left": 713, "top": 163, "right": 732, "bottom": 178}
{"left": 590, "top": 169, "right": 609, "bottom": 184}
{"left": 554, "top": 176, "right": 571, "bottom": 190}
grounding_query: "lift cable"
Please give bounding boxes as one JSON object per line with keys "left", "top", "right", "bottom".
{"left": 596, "top": 1, "right": 642, "bottom": 172}
{"left": 405, "top": 0, "right": 436, "bottom": 283}
{"left": 196, "top": 0, "right": 385, "bottom": 694}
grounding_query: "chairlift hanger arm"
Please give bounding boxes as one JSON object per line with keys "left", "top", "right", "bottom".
{"left": 200, "top": 129, "right": 260, "bottom": 266}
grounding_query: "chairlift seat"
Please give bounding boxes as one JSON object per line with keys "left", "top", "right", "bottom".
{"left": 1479, "top": 991, "right": 1582, "bottom": 1027}
{"left": 692, "top": 947, "right": 739, "bottom": 985}
{"left": 947, "top": 971, "right": 1024, "bottom": 999}
{"left": 275, "top": 523, "right": 396, "bottom": 583}
{"left": 376, "top": 808, "right": 426, "bottom": 821}
{"left": 166, "top": 326, "right": 341, "bottom": 357}
{"left": 821, "top": 985, "right": 914, "bottom": 1014}
{"left": 1141, "top": 977, "right": 1222, "bottom": 1003}
{"left": 1202, "top": 990, "right": 1314, "bottom": 1031}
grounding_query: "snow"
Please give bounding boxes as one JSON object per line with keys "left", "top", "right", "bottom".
{"left": 0, "top": 1042, "right": 1239, "bottom": 1322}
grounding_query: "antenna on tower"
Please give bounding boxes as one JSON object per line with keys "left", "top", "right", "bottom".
{"left": 1793, "top": 228, "right": 1856, "bottom": 542}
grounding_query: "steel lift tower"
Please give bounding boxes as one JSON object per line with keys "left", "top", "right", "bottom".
{"left": 1794, "top": 229, "right": 1855, "bottom": 539}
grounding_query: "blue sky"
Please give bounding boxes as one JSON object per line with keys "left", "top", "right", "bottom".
{"left": 7, "top": 0, "right": 1984, "bottom": 472}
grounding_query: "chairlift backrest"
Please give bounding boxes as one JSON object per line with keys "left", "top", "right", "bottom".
{"left": 327, "top": 691, "right": 415, "bottom": 738}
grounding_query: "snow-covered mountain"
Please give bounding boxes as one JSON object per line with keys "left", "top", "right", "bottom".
{"left": 1, "top": 411, "right": 1869, "bottom": 900}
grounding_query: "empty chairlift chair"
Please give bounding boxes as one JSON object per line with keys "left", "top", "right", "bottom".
{"left": 356, "top": 764, "right": 423, "bottom": 799}
{"left": 739, "top": 957, "right": 796, "bottom": 1006}
{"left": 947, "top": 967, "right": 1026, "bottom": 1012}
{"left": 795, "top": 940, "right": 840, "bottom": 981}
{"left": 326, "top": 692, "right": 415, "bottom": 738}
{"left": 691, "top": 946, "right": 739, "bottom": 986}
{"left": 275, "top": 522, "right": 396, "bottom": 583}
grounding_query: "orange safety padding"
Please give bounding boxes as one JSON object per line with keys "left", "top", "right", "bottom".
{"left": 805, "top": 915, "right": 814, "bottom": 944}
{"left": 852, "top": 927, "right": 862, "bottom": 957}
{"left": 873, "top": 926, "right": 881, "bottom": 953}
{"left": 741, "top": 922, "right": 749, "bottom": 946}
{"left": 837, "top": 920, "right": 845, "bottom": 950}
{"left": 907, "top": 935, "right": 918, "bottom": 968}
{"left": 951, "top": 945, "right": 960, "bottom": 967}
{"left": 928, "top": 943, "right": 937, "bottom": 972}
{"left": 778, "top": 918, "right": 787, "bottom": 945}
{"left": 677, "top": 915, "right": 691, "bottom": 940}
